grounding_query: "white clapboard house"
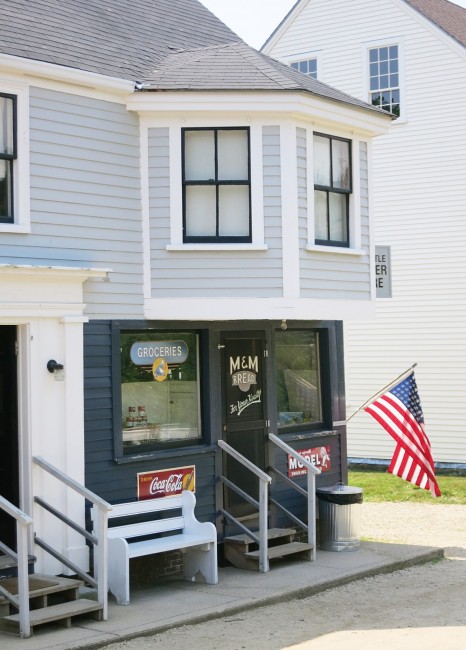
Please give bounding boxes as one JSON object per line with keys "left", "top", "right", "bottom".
{"left": 264, "top": 0, "right": 466, "bottom": 471}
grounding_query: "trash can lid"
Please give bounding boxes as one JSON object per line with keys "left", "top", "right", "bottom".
{"left": 316, "top": 483, "right": 363, "bottom": 504}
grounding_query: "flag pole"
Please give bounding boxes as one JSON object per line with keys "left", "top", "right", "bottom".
{"left": 346, "top": 363, "right": 417, "bottom": 424}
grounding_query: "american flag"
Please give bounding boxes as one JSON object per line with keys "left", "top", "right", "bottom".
{"left": 364, "top": 371, "right": 441, "bottom": 497}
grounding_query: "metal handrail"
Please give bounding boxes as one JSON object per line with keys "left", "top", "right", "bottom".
{"left": 0, "top": 495, "right": 33, "bottom": 638}
{"left": 32, "top": 456, "right": 112, "bottom": 620}
{"left": 218, "top": 440, "right": 271, "bottom": 572}
{"left": 268, "top": 433, "right": 321, "bottom": 560}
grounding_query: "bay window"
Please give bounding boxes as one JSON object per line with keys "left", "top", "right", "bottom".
{"left": 182, "top": 127, "right": 251, "bottom": 243}
{"left": 313, "top": 133, "right": 351, "bottom": 247}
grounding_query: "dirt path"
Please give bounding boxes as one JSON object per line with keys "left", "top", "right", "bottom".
{"left": 106, "top": 502, "right": 466, "bottom": 649}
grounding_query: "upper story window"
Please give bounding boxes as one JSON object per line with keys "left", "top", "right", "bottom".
{"left": 313, "top": 133, "right": 351, "bottom": 247}
{"left": 182, "top": 127, "right": 251, "bottom": 243}
{"left": 369, "top": 45, "right": 400, "bottom": 117}
{"left": 291, "top": 58, "right": 317, "bottom": 79}
{"left": 0, "top": 93, "right": 16, "bottom": 224}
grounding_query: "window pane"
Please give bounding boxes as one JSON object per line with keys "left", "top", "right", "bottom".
{"left": 0, "top": 96, "right": 14, "bottom": 156}
{"left": 329, "top": 192, "right": 347, "bottom": 242}
{"left": 120, "top": 332, "right": 201, "bottom": 453}
{"left": 331, "top": 139, "right": 350, "bottom": 190}
{"left": 0, "top": 159, "right": 12, "bottom": 219}
{"left": 184, "top": 130, "right": 215, "bottom": 181}
{"left": 313, "top": 135, "right": 330, "bottom": 186}
{"left": 185, "top": 185, "right": 216, "bottom": 237}
{"left": 218, "top": 185, "right": 250, "bottom": 237}
{"left": 276, "top": 330, "right": 322, "bottom": 428}
{"left": 389, "top": 45, "right": 398, "bottom": 59}
{"left": 314, "top": 190, "right": 328, "bottom": 240}
{"left": 369, "top": 48, "right": 379, "bottom": 63}
{"left": 299, "top": 60, "right": 308, "bottom": 73}
{"left": 218, "top": 130, "right": 249, "bottom": 181}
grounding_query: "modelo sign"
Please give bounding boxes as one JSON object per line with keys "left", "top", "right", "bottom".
{"left": 130, "top": 341, "right": 189, "bottom": 366}
{"left": 287, "top": 445, "right": 331, "bottom": 477}
{"left": 137, "top": 465, "right": 195, "bottom": 500}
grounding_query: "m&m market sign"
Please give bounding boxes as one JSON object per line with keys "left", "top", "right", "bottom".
{"left": 137, "top": 465, "right": 195, "bottom": 500}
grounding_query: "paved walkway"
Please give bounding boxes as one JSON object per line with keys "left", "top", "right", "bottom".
{"left": 0, "top": 540, "right": 442, "bottom": 649}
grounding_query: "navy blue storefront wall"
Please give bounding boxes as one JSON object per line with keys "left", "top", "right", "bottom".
{"left": 83, "top": 320, "right": 347, "bottom": 536}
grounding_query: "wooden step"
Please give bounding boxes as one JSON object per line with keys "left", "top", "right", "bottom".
{"left": 0, "top": 574, "right": 83, "bottom": 606}
{"left": 3, "top": 598, "right": 103, "bottom": 630}
{"left": 245, "top": 541, "right": 313, "bottom": 561}
{"left": 224, "top": 527, "right": 296, "bottom": 547}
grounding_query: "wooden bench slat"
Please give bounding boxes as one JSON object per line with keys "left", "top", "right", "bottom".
{"left": 127, "top": 533, "right": 215, "bottom": 558}
{"left": 108, "top": 516, "right": 184, "bottom": 540}
{"left": 109, "top": 497, "right": 183, "bottom": 519}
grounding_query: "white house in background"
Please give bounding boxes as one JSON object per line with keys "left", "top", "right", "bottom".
{"left": 264, "top": 0, "right": 466, "bottom": 470}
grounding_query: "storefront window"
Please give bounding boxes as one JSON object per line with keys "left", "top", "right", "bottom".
{"left": 120, "top": 332, "right": 201, "bottom": 453}
{"left": 275, "top": 330, "right": 322, "bottom": 429}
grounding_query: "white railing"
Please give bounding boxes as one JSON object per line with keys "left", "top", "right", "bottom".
{"left": 0, "top": 495, "right": 33, "bottom": 638}
{"left": 268, "top": 433, "right": 320, "bottom": 559}
{"left": 32, "top": 456, "right": 112, "bottom": 620}
{"left": 218, "top": 440, "right": 272, "bottom": 572}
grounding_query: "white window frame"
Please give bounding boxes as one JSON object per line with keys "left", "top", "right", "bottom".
{"left": 306, "top": 128, "right": 364, "bottom": 256}
{"left": 283, "top": 50, "right": 323, "bottom": 81}
{"left": 166, "top": 121, "right": 266, "bottom": 251}
{"left": 362, "top": 37, "right": 406, "bottom": 123}
{"left": 0, "top": 80, "right": 30, "bottom": 233}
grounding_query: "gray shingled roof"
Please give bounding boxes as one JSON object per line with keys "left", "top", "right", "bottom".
{"left": 0, "top": 0, "right": 387, "bottom": 116}
{"left": 0, "top": 0, "right": 238, "bottom": 80}
{"left": 142, "top": 41, "right": 384, "bottom": 114}
{"left": 405, "top": 0, "right": 466, "bottom": 48}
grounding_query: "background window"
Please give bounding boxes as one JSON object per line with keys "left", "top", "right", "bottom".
{"left": 183, "top": 128, "right": 251, "bottom": 243}
{"left": 313, "top": 133, "right": 351, "bottom": 247}
{"left": 0, "top": 94, "right": 16, "bottom": 223}
{"left": 369, "top": 45, "right": 400, "bottom": 117}
{"left": 291, "top": 58, "right": 318, "bottom": 79}
{"left": 120, "top": 332, "right": 201, "bottom": 453}
{"left": 276, "top": 330, "right": 323, "bottom": 429}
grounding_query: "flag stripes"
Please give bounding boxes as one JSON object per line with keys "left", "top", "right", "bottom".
{"left": 364, "top": 371, "right": 440, "bottom": 497}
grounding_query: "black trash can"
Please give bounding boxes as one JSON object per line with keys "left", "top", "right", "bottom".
{"left": 316, "top": 483, "right": 363, "bottom": 552}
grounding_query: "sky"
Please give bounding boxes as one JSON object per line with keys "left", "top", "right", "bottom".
{"left": 200, "top": 0, "right": 466, "bottom": 50}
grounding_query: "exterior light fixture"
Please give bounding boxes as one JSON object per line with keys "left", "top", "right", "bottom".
{"left": 47, "top": 360, "right": 64, "bottom": 373}
{"left": 281, "top": 319, "right": 287, "bottom": 330}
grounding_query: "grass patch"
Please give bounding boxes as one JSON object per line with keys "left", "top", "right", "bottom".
{"left": 347, "top": 470, "right": 466, "bottom": 505}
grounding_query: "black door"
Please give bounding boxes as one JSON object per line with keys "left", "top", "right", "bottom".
{"left": 221, "top": 333, "right": 267, "bottom": 517}
{"left": 0, "top": 326, "right": 19, "bottom": 550}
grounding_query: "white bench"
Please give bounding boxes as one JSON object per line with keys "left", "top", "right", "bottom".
{"left": 94, "top": 490, "right": 218, "bottom": 605}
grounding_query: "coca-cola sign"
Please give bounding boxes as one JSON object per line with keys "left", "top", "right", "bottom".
{"left": 137, "top": 465, "right": 195, "bottom": 500}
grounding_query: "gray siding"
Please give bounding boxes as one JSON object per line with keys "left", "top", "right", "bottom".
{"left": 148, "top": 125, "right": 283, "bottom": 298}
{"left": 2, "top": 87, "right": 144, "bottom": 319}
{"left": 300, "top": 136, "right": 371, "bottom": 300}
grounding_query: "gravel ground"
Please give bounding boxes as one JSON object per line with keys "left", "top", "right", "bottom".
{"left": 106, "top": 501, "right": 466, "bottom": 649}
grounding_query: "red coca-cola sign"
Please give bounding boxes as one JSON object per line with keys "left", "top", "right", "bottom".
{"left": 137, "top": 465, "right": 196, "bottom": 500}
